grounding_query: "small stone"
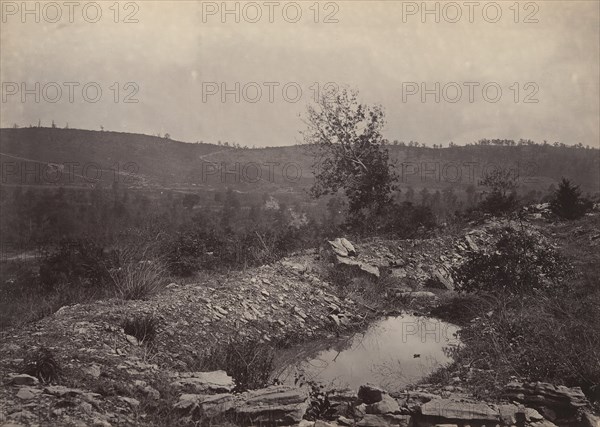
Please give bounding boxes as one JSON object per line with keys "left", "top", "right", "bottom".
{"left": 338, "top": 416, "right": 354, "bottom": 426}
{"left": 16, "top": 388, "right": 36, "bottom": 400}
{"left": 525, "top": 407, "right": 544, "bottom": 421}
{"left": 80, "top": 401, "right": 93, "bottom": 414}
{"left": 125, "top": 335, "right": 140, "bottom": 346}
{"left": 9, "top": 374, "right": 39, "bottom": 386}
{"left": 119, "top": 396, "right": 140, "bottom": 407}
{"left": 84, "top": 364, "right": 101, "bottom": 378}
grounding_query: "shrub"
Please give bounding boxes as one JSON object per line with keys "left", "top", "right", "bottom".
{"left": 477, "top": 190, "right": 519, "bottom": 215}
{"left": 198, "top": 339, "right": 275, "bottom": 392}
{"left": 550, "top": 178, "right": 593, "bottom": 220}
{"left": 38, "top": 240, "right": 113, "bottom": 292}
{"left": 379, "top": 201, "right": 436, "bottom": 237}
{"left": 453, "top": 225, "right": 570, "bottom": 295}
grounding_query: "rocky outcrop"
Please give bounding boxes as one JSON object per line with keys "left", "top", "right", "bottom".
{"left": 503, "top": 381, "right": 589, "bottom": 410}
{"left": 173, "top": 384, "right": 309, "bottom": 424}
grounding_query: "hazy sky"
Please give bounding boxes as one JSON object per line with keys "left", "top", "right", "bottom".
{"left": 1, "top": 1, "right": 599, "bottom": 147}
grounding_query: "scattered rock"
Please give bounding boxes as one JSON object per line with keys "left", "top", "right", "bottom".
{"left": 399, "top": 291, "right": 436, "bottom": 299}
{"left": 83, "top": 364, "right": 101, "bottom": 378}
{"left": 119, "top": 396, "right": 140, "bottom": 408}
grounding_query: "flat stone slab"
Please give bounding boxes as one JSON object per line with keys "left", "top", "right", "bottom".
{"left": 235, "top": 385, "right": 309, "bottom": 425}
{"left": 171, "top": 370, "right": 235, "bottom": 393}
{"left": 420, "top": 399, "right": 500, "bottom": 421}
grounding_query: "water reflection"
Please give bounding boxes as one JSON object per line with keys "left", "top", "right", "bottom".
{"left": 274, "top": 315, "right": 460, "bottom": 392}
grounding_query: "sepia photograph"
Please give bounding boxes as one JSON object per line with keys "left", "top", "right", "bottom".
{"left": 0, "top": 1, "right": 599, "bottom": 426}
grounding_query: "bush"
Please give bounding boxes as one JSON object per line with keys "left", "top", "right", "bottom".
{"left": 38, "top": 240, "right": 113, "bottom": 292}
{"left": 550, "top": 178, "right": 593, "bottom": 220}
{"left": 453, "top": 225, "right": 570, "bottom": 295}
{"left": 106, "top": 246, "right": 167, "bottom": 300}
{"left": 198, "top": 339, "right": 275, "bottom": 392}
{"left": 377, "top": 201, "right": 436, "bottom": 237}
{"left": 477, "top": 190, "right": 519, "bottom": 215}
{"left": 21, "top": 347, "right": 62, "bottom": 384}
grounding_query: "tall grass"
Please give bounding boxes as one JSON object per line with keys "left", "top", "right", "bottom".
{"left": 106, "top": 244, "right": 167, "bottom": 300}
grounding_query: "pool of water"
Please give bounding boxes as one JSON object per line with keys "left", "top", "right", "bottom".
{"left": 273, "top": 315, "right": 460, "bottom": 392}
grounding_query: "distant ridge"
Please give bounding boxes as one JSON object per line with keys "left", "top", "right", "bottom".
{"left": 1, "top": 128, "right": 598, "bottom": 194}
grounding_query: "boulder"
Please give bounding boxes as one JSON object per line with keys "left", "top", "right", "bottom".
{"left": 420, "top": 399, "right": 500, "bottom": 421}
{"left": 234, "top": 385, "right": 309, "bottom": 425}
{"left": 358, "top": 384, "right": 385, "bottom": 404}
{"left": 367, "top": 394, "right": 400, "bottom": 414}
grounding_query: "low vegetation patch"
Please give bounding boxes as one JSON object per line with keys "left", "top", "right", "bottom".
{"left": 21, "top": 346, "right": 62, "bottom": 384}
{"left": 432, "top": 219, "right": 600, "bottom": 403}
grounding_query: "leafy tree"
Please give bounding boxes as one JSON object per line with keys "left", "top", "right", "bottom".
{"left": 550, "top": 178, "right": 592, "bottom": 220}
{"left": 303, "top": 87, "right": 397, "bottom": 227}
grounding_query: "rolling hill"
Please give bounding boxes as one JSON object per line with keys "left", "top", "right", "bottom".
{"left": 1, "top": 128, "right": 598, "bottom": 196}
